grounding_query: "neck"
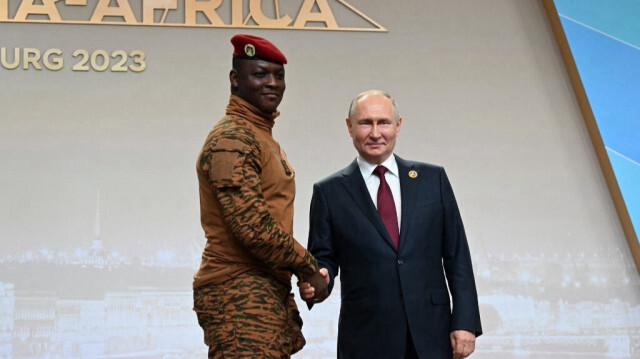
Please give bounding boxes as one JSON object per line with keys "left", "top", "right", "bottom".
{"left": 226, "top": 95, "right": 278, "bottom": 131}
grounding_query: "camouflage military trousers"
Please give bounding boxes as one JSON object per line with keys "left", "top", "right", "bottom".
{"left": 194, "top": 271, "right": 296, "bottom": 358}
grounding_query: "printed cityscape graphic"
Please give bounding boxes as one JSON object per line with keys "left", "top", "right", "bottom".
{"left": 0, "top": 193, "right": 203, "bottom": 358}
{"left": 1, "top": 192, "right": 640, "bottom": 359}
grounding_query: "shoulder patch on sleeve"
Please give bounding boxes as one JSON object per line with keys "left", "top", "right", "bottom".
{"left": 207, "top": 138, "right": 252, "bottom": 188}
{"left": 209, "top": 151, "right": 245, "bottom": 187}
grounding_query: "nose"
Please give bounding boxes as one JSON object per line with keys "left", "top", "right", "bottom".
{"left": 265, "top": 73, "right": 279, "bottom": 88}
{"left": 370, "top": 124, "right": 381, "bottom": 138}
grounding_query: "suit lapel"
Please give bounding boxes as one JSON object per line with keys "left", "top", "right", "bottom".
{"left": 396, "top": 155, "right": 419, "bottom": 252}
{"left": 340, "top": 159, "right": 396, "bottom": 249}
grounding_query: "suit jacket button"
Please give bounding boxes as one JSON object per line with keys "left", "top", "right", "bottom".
{"left": 397, "top": 259, "right": 404, "bottom": 265}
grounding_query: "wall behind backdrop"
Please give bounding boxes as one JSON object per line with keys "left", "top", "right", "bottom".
{"left": 1, "top": 0, "right": 639, "bottom": 358}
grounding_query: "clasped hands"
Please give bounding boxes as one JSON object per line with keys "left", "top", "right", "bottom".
{"left": 297, "top": 268, "right": 329, "bottom": 305}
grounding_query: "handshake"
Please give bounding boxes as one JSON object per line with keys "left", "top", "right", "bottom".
{"left": 297, "top": 268, "right": 330, "bottom": 305}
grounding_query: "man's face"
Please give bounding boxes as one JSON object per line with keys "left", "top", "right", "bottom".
{"left": 346, "top": 94, "right": 402, "bottom": 165}
{"left": 231, "top": 59, "right": 286, "bottom": 114}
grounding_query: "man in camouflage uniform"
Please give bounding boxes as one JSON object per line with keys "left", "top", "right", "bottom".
{"left": 193, "top": 34, "right": 328, "bottom": 358}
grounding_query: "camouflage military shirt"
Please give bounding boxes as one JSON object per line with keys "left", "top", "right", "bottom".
{"left": 194, "top": 95, "right": 318, "bottom": 288}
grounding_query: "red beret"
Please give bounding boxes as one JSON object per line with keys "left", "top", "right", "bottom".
{"left": 231, "top": 34, "right": 287, "bottom": 65}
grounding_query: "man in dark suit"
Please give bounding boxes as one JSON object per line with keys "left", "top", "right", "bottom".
{"left": 298, "top": 90, "right": 482, "bottom": 358}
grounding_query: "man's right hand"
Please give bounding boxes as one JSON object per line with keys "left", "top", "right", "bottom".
{"left": 298, "top": 268, "right": 329, "bottom": 304}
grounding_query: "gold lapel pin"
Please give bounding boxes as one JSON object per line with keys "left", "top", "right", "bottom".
{"left": 408, "top": 170, "right": 418, "bottom": 179}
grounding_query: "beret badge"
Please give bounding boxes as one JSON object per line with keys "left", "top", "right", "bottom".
{"left": 244, "top": 44, "right": 256, "bottom": 57}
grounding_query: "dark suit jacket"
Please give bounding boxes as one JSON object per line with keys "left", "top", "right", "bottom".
{"left": 308, "top": 155, "right": 482, "bottom": 359}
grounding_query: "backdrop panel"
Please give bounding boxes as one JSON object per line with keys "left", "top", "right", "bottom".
{"left": 1, "top": 1, "right": 639, "bottom": 358}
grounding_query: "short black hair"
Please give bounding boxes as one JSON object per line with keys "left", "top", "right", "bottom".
{"left": 232, "top": 56, "right": 244, "bottom": 71}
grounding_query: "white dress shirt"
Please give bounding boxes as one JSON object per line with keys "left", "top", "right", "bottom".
{"left": 357, "top": 155, "right": 402, "bottom": 230}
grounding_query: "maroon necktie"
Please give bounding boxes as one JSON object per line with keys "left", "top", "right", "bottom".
{"left": 373, "top": 165, "right": 399, "bottom": 248}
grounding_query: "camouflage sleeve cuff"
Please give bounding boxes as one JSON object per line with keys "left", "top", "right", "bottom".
{"left": 294, "top": 244, "right": 319, "bottom": 278}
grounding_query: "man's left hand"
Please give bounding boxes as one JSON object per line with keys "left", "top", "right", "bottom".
{"left": 450, "top": 330, "right": 476, "bottom": 359}
{"left": 291, "top": 320, "right": 306, "bottom": 354}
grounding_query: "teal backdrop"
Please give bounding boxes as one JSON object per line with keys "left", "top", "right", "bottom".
{"left": 553, "top": 0, "right": 640, "bottom": 250}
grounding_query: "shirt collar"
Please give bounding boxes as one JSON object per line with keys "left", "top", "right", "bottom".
{"left": 357, "top": 155, "right": 399, "bottom": 179}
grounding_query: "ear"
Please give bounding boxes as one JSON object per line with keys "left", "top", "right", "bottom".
{"left": 229, "top": 69, "right": 238, "bottom": 89}
{"left": 396, "top": 116, "right": 402, "bottom": 134}
{"left": 345, "top": 118, "right": 354, "bottom": 138}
